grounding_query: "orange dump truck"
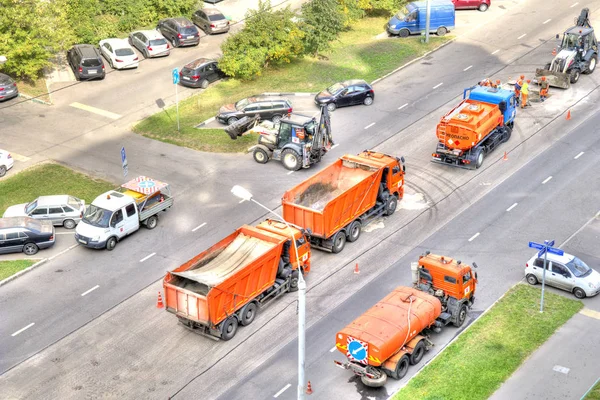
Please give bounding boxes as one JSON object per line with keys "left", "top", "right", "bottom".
{"left": 282, "top": 150, "right": 405, "bottom": 253}
{"left": 334, "top": 252, "right": 477, "bottom": 387}
{"left": 432, "top": 85, "right": 516, "bottom": 169}
{"left": 163, "top": 219, "right": 311, "bottom": 340}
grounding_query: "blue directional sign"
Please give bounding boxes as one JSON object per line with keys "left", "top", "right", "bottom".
{"left": 347, "top": 340, "right": 367, "bottom": 363}
{"left": 529, "top": 240, "right": 564, "bottom": 257}
{"left": 121, "top": 147, "right": 127, "bottom": 166}
{"left": 172, "top": 68, "right": 180, "bottom": 85}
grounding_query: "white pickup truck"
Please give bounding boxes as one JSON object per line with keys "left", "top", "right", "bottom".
{"left": 75, "top": 176, "right": 174, "bottom": 250}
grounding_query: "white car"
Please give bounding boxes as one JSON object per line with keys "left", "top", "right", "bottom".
{"left": 99, "top": 39, "right": 139, "bottom": 70}
{"left": 525, "top": 251, "right": 600, "bottom": 299}
{"left": 0, "top": 149, "right": 14, "bottom": 177}
{"left": 128, "top": 30, "right": 170, "bottom": 58}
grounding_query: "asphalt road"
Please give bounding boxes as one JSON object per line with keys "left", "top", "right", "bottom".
{"left": 1, "top": 0, "right": 600, "bottom": 398}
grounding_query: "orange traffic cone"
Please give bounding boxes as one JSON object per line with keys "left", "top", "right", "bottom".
{"left": 566, "top": 110, "right": 571, "bottom": 120}
{"left": 503, "top": 151, "right": 508, "bottom": 161}
{"left": 354, "top": 263, "right": 360, "bottom": 274}
{"left": 306, "top": 381, "right": 313, "bottom": 395}
{"left": 157, "top": 292, "right": 164, "bottom": 308}
{"left": 552, "top": 48, "right": 557, "bottom": 56}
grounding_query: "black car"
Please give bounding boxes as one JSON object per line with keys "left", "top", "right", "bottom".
{"left": 0, "top": 217, "right": 55, "bottom": 255}
{"left": 216, "top": 97, "right": 293, "bottom": 125}
{"left": 157, "top": 17, "right": 200, "bottom": 47}
{"left": 180, "top": 58, "right": 225, "bottom": 89}
{"left": 67, "top": 44, "right": 106, "bottom": 81}
{"left": 315, "top": 79, "right": 374, "bottom": 111}
{"left": 0, "top": 73, "right": 19, "bottom": 101}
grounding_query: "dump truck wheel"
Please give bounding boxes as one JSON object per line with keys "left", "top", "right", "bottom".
{"left": 453, "top": 303, "right": 468, "bottom": 327}
{"left": 526, "top": 274, "right": 538, "bottom": 285}
{"left": 289, "top": 270, "right": 300, "bottom": 292}
{"left": 145, "top": 215, "right": 158, "bottom": 229}
{"left": 389, "top": 354, "right": 410, "bottom": 380}
{"left": 361, "top": 370, "right": 387, "bottom": 387}
{"left": 221, "top": 317, "right": 238, "bottom": 340}
{"left": 585, "top": 55, "right": 597, "bottom": 74}
{"left": 106, "top": 237, "right": 117, "bottom": 251}
{"left": 253, "top": 148, "right": 269, "bottom": 164}
{"left": 410, "top": 340, "right": 426, "bottom": 365}
{"left": 331, "top": 231, "right": 346, "bottom": 254}
{"left": 384, "top": 196, "right": 398, "bottom": 216}
{"left": 240, "top": 302, "right": 257, "bottom": 326}
{"left": 436, "top": 27, "right": 447, "bottom": 36}
{"left": 282, "top": 149, "right": 301, "bottom": 171}
{"left": 569, "top": 69, "right": 580, "bottom": 84}
{"left": 573, "top": 287, "right": 586, "bottom": 299}
{"left": 398, "top": 29, "right": 410, "bottom": 38}
{"left": 347, "top": 220, "right": 362, "bottom": 243}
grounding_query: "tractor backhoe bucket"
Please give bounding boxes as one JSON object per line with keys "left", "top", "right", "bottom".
{"left": 224, "top": 115, "right": 260, "bottom": 140}
{"left": 535, "top": 68, "right": 570, "bottom": 89}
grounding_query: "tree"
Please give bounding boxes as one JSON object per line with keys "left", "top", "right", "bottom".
{"left": 337, "top": 0, "right": 367, "bottom": 27}
{"left": 300, "top": 0, "right": 345, "bottom": 56}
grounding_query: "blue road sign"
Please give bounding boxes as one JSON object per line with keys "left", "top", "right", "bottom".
{"left": 121, "top": 147, "right": 127, "bottom": 166}
{"left": 347, "top": 340, "right": 367, "bottom": 362}
{"left": 172, "top": 68, "right": 179, "bottom": 85}
{"left": 529, "top": 241, "right": 564, "bottom": 257}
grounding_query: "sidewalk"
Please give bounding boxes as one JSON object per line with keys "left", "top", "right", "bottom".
{"left": 490, "top": 309, "right": 600, "bottom": 400}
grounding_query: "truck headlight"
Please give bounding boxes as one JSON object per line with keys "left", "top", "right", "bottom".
{"left": 91, "top": 236, "right": 101, "bottom": 242}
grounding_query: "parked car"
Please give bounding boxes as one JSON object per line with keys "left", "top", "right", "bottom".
{"left": 0, "top": 149, "right": 14, "bottom": 177}
{"left": 3, "top": 195, "right": 86, "bottom": 229}
{"left": 67, "top": 44, "right": 106, "bottom": 81}
{"left": 452, "top": 0, "right": 490, "bottom": 11}
{"left": 156, "top": 17, "right": 200, "bottom": 47}
{"left": 129, "top": 30, "right": 170, "bottom": 58}
{"left": 216, "top": 97, "right": 293, "bottom": 125}
{"left": 99, "top": 39, "right": 139, "bottom": 70}
{"left": 315, "top": 79, "right": 374, "bottom": 111}
{"left": 0, "top": 217, "right": 55, "bottom": 255}
{"left": 0, "top": 73, "right": 19, "bottom": 102}
{"left": 192, "top": 8, "right": 230, "bottom": 34}
{"left": 180, "top": 58, "right": 225, "bottom": 89}
{"left": 525, "top": 252, "right": 600, "bottom": 299}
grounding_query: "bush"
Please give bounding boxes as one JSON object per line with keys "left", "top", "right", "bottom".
{"left": 300, "top": 0, "right": 345, "bottom": 56}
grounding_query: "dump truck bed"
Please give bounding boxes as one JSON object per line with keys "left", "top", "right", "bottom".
{"left": 163, "top": 225, "right": 287, "bottom": 327}
{"left": 282, "top": 153, "right": 388, "bottom": 239}
{"left": 336, "top": 286, "right": 441, "bottom": 366}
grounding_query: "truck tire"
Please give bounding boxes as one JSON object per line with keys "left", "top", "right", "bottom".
{"left": 410, "top": 340, "right": 426, "bottom": 365}
{"left": 239, "top": 302, "right": 257, "bottom": 326}
{"left": 526, "top": 274, "right": 538, "bottom": 285}
{"left": 569, "top": 68, "right": 580, "bottom": 84}
{"left": 584, "top": 55, "right": 597, "bottom": 74}
{"left": 106, "top": 237, "right": 117, "bottom": 251}
{"left": 502, "top": 126, "right": 512, "bottom": 143}
{"left": 384, "top": 195, "right": 398, "bottom": 216}
{"left": 398, "top": 29, "right": 410, "bottom": 38}
{"left": 453, "top": 303, "right": 468, "bottom": 327}
{"left": 253, "top": 147, "right": 269, "bottom": 164}
{"left": 361, "top": 370, "right": 387, "bottom": 387}
{"left": 289, "top": 270, "right": 300, "bottom": 292}
{"left": 475, "top": 149, "right": 485, "bottom": 169}
{"left": 347, "top": 220, "right": 362, "bottom": 243}
{"left": 145, "top": 215, "right": 158, "bottom": 229}
{"left": 221, "top": 317, "right": 238, "bottom": 340}
{"left": 331, "top": 231, "right": 346, "bottom": 254}
{"left": 282, "top": 149, "right": 302, "bottom": 171}
{"left": 389, "top": 354, "right": 410, "bottom": 380}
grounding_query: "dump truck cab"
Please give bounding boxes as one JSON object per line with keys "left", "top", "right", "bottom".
{"left": 413, "top": 252, "right": 477, "bottom": 327}
{"left": 255, "top": 219, "right": 312, "bottom": 274}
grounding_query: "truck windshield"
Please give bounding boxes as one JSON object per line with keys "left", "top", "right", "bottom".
{"left": 561, "top": 33, "right": 582, "bottom": 49}
{"left": 566, "top": 257, "right": 592, "bottom": 278}
{"left": 395, "top": 6, "right": 409, "bottom": 19}
{"left": 83, "top": 205, "right": 112, "bottom": 228}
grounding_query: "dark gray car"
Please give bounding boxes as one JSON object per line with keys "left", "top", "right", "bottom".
{"left": 0, "top": 73, "right": 18, "bottom": 102}
{"left": 157, "top": 17, "right": 200, "bottom": 47}
{"left": 0, "top": 217, "right": 55, "bottom": 255}
{"left": 216, "top": 97, "right": 293, "bottom": 125}
{"left": 67, "top": 44, "right": 106, "bottom": 81}
{"left": 192, "top": 8, "right": 230, "bottom": 34}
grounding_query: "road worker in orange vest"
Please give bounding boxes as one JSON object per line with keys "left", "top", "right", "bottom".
{"left": 540, "top": 76, "right": 549, "bottom": 102}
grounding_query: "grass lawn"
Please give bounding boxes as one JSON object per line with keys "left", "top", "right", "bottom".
{"left": 134, "top": 17, "right": 451, "bottom": 153}
{"left": 394, "top": 284, "right": 583, "bottom": 400}
{"left": 0, "top": 163, "right": 114, "bottom": 214}
{"left": 0, "top": 260, "right": 37, "bottom": 281}
{"left": 584, "top": 379, "right": 600, "bottom": 400}
{"left": 17, "top": 77, "right": 51, "bottom": 104}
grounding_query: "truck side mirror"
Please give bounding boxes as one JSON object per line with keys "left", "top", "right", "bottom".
{"left": 472, "top": 262, "right": 478, "bottom": 269}
{"left": 556, "top": 34, "right": 560, "bottom": 40}
{"left": 400, "top": 156, "right": 405, "bottom": 163}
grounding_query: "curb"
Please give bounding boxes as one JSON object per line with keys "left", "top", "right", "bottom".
{"left": 372, "top": 37, "right": 457, "bottom": 86}
{"left": 195, "top": 117, "right": 216, "bottom": 128}
{"left": 18, "top": 92, "right": 52, "bottom": 106}
{"left": 261, "top": 92, "right": 316, "bottom": 97}
{"left": 0, "top": 258, "right": 47, "bottom": 287}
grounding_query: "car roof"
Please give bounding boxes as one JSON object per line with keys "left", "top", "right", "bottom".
{"left": 0, "top": 217, "right": 42, "bottom": 230}
{"left": 184, "top": 58, "right": 215, "bottom": 69}
{"left": 246, "top": 96, "right": 289, "bottom": 104}
{"left": 530, "top": 251, "right": 575, "bottom": 264}
{"left": 169, "top": 17, "right": 194, "bottom": 27}
{"left": 35, "top": 195, "right": 71, "bottom": 206}
{"left": 566, "top": 26, "right": 593, "bottom": 36}
{"left": 134, "top": 30, "right": 165, "bottom": 39}
{"left": 203, "top": 8, "right": 225, "bottom": 16}
{"left": 343, "top": 79, "right": 369, "bottom": 86}
{"left": 100, "top": 38, "right": 131, "bottom": 48}
{"left": 74, "top": 44, "right": 100, "bottom": 57}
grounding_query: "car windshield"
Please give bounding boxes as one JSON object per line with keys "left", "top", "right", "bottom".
{"left": 115, "top": 48, "right": 135, "bottom": 56}
{"left": 150, "top": 38, "right": 167, "bottom": 46}
{"left": 82, "top": 205, "right": 112, "bottom": 228}
{"left": 81, "top": 58, "right": 101, "bottom": 67}
{"left": 209, "top": 14, "right": 225, "bottom": 21}
{"left": 0, "top": 75, "right": 14, "bottom": 85}
{"left": 566, "top": 257, "right": 592, "bottom": 278}
{"left": 25, "top": 200, "right": 38, "bottom": 214}
{"left": 68, "top": 196, "right": 81, "bottom": 208}
{"left": 235, "top": 98, "right": 250, "bottom": 110}
{"left": 327, "top": 83, "right": 345, "bottom": 94}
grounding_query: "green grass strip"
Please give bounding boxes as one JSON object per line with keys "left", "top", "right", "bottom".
{"left": 394, "top": 284, "right": 583, "bottom": 400}
{"left": 0, "top": 260, "right": 37, "bottom": 281}
{"left": 583, "top": 378, "right": 600, "bottom": 400}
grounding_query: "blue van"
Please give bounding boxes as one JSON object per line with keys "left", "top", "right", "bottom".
{"left": 387, "top": 0, "right": 455, "bottom": 37}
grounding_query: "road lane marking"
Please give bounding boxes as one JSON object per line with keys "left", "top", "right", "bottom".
{"left": 287, "top": 171, "right": 294, "bottom": 175}
{"left": 517, "top": 33, "right": 527, "bottom": 40}
{"left": 543, "top": 19, "right": 552, "bottom": 24}
{"left": 192, "top": 222, "right": 207, "bottom": 232}
{"left": 542, "top": 176, "right": 552, "bottom": 184}
{"left": 331, "top": 143, "right": 339, "bottom": 149}
{"left": 69, "top": 102, "right": 122, "bottom": 120}
{"left": 561, "top": 210, "right": 600, "bottom": 247}
{"left": 491, "top": 49, "right": 500, "bottom": 55}
{"left": 364, "top": 122, "right": 376, "bottom": 130}
{"left": 140, "top": 252, "right": 156, "bottom": 263}
{"left": 398, "top": 103, "right": 408, "bottom": 110}
{"left": 571, "top": 2, "right": 579, "bottom": 7}
{"left": 506, "top": 203, "right": 518, "bottom": 212}
{"left": 574, "top": 151, "right": 584, "bottom": 159}
{"left": 581, "top": 308, "right": 600, "bottom": 320}
{"left": 553, "top": 365, "right": 570, "bottom": 374}
{"left": 330, "top": 346, "right": 337, "bottom": 352}
{"left": 8, "top": 152, "right": 30, "bottom": 162}
{"left": 48, "top": 243, "right": 78, "bottom": 261}
{"left": 468, "top": 232, "right": 480, "bottom": 242}
{"left": 463, "top": 65, "right": 473, "bottom": 71}
{"left": 273, "top": 383, "right": 291, "bottom": 398}
{"left": 12, "top": 323, "right": 35, "bottom": 337}
{"left": 55, "top": 232, "right": 75, "bottom": 235}
{"left": 433, "top": 82, "right": 443, "bottom": 89}
{"left": 81, "top": 285, "right": 100, "bottom": 297}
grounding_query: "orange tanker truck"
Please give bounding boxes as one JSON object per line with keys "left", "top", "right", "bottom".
{"left": 432, "top": 85, "right": 516, "bottom": 169}
{"left": 163, "top": 219, "right": 311, "bottom": 340}
{"left": 334, "top": 252, "right": 478, "bottom": 387}
{"left": 282, "top": 150, "right": 405, "bottom": 253}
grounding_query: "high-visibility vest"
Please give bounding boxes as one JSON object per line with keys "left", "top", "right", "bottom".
{"left": 521, "top": 82, "right": 529, "bottom": 95}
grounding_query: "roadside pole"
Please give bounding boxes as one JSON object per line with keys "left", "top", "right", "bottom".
{"left": 172, "top": 68, "right": 180, "bottom": 132}
{"left": 425, "top": 0, "right": 431, "bottom": 43}
{"left": 528, "top": 240, "right": 564, "bottom": 313}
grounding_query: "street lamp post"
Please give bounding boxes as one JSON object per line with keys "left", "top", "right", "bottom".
{"left": 231, "top": 185, "right": 306, "bottom": 400}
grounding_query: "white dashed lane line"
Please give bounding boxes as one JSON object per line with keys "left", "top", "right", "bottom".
{"left": 192, "top": 222, "right": 207, "bottom": 232}
{"left": 433, "top": 82, "right": 443, "bottom": 89}
{"left": 398, "top": 103, "right": 408, "bottom": 110}
{"left": 286, "top": 171, "right": 294, "bottom": 175}
{"left": 364, "top": 122, "right": 376, "bottom": 130}
{"left": 491, "top": 49, "right": 500, "bottom": 55}
{"left": 517, "top": 33, "right": 527, "bottom": 40}
{"left": 506, "top": 203, "right": 518, "bottom": 212}
{"left": 331, "top": 143, "right": 339, "bottom": 149}
{"left": 543, "top": 19, "right": 552, "bottom": 24}
{"left": 574, "top": 151, "right": 584, "bottom": 159}
{"left": 571, "top": 2, "right": 579, "bottom": 7}
{"left": 542, "top": 176, "right": 553, "bottom": 184}
{"left": 468, "top": 232, "right": 480, "bottom": 242}
{"left": 330, "top": 346, "right": 337, "bottom": 353}
{"left": 273, "top": 383, "right": 291, "bottom": 398}
{"left": 81, "top": 285, "right": 100, "bottom": 297}
{"left": 140, "top": 252, "right": 156, "bottom": 263}
{"left": 463, "top": 65, "right": 473, "bottom": 71}
{"left": 11, "top": 323, "right": 35, "bottom": 337}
